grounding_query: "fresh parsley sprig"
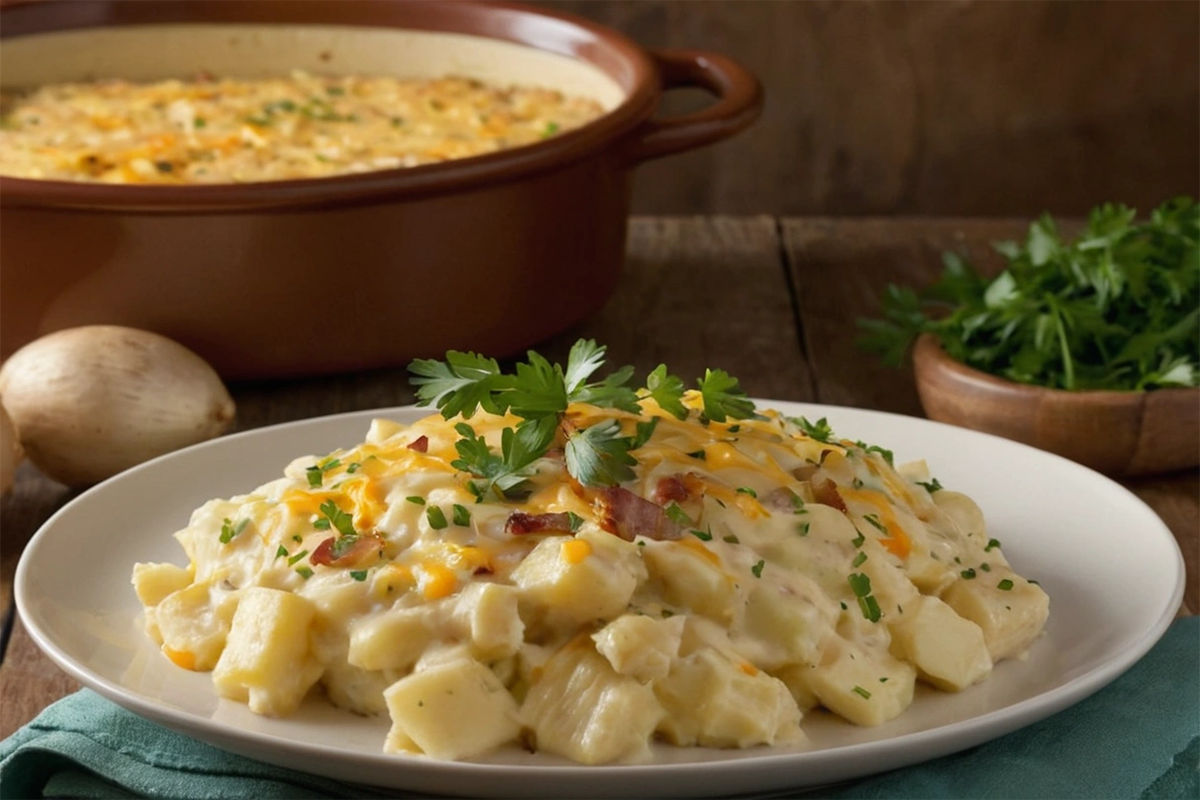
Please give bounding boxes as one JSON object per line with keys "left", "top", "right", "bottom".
{"left": 408, "top": 339, "right": 757, "bottom": 494}
{"left": 858, "top": 197, "right": 1200, "bottom": 391}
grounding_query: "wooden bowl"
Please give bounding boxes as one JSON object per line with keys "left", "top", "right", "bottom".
{"left": 912, "top": 334, "right": 1200, "bottom": 476}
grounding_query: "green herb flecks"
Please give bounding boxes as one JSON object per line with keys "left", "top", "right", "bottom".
{"left": 426, "top": 506, "right": 448, "bottom": 530}
{"left": 219, "top": 518, "right": 250, "bottom": 544}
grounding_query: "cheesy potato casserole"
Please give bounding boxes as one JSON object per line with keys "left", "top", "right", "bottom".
{"left": 0, "top": 73, "right": 604, "bottom": 183}
{"left": 131, "top": 342, "right": 1049, "bottom": 764}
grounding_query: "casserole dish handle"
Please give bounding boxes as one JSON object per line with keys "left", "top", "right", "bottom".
{"left": 624, "top": 49, "right": 763, "bottom": 164}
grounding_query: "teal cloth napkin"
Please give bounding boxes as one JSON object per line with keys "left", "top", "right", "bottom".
{"left": 3, "top": 617, "right": 1197, "bottom": 800}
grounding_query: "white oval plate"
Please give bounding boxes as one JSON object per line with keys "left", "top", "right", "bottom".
{"left": 15, "top": 402, "right": 1184, "bottom": 798}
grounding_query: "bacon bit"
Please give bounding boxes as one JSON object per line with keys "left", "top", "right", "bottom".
{"left": 792, "top": 464, "right": 819, "bottom": 482}
{"left": 596, "top": 487, "right": 682, "bottom": 541}
{"left": 651, "top": 473, "right": 707, "bottom": 506}
{"left": 310, "top": 532, "right": 385, "bottom": 568}
{"left": 407, "top": 435, "right": 429, "bottom": 453}
{"left": 813, "top": 479, "right": 848, "bottom": 512}
{"left": 505, "top": 512, "right": 573, "bottom": 535}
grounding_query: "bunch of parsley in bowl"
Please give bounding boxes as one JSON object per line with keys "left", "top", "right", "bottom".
{"left": 859, "top": 197, "right": 1199, "bottom": 475}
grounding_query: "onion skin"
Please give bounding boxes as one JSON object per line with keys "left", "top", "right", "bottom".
{"left": 0, "top": 326, "right": 235, "bottom": 487}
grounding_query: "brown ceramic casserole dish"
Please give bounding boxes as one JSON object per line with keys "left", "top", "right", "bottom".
{"left": 0, "top": 0, "right": 761, "bottom": 379}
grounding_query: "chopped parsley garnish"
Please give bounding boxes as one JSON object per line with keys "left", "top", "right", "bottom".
{"left": 292, "top": 534, "right": 303, "bottom": 543}
{"left": 852, "top": 552, "right": 868, "bottom": 567}
{"left": 852, "top": 686, "right": 872, "bottom": 700}
{"left": 862, "top": 513, "right": 887, "bottom": 533}
{"left": 644, "top": 364, "right": 688, "bottom": 419}
{"left": 855, "top": 442, "right": 895, "bottom": 466}
{"left": 851, "top": 477, "right": 864, "bottom": 489}
{"left": 453, "top": 418, "right": 555, "bottom": 499}
{"left": 194, "top": 117, "right": 207, "bottom": 128}
{"left": 452, "top": 504, "right": 471, "bottom": 527}
{"left": 219, "top": 518, "right": 250, "bottom": 544}
{"left": 349, "top": 570, "right": 368, "bottom": 582}
{"left": 792, "top": 416, "right": 834, "bottom": 443}
{"left": 274, "top": 545, "right": 288, "bottom": 559}
{"left": 728, "top": 424, "right": 741, "bottom": 433}
{"left": 980, "top": 562, "right": 991, "bottom": 572}
{"left": 917, "top": 477, "right": 944, "bottom": 494}
{"left": 792, "top": 495, "right": 807, "bottom": 514}
{"left": 985, "top": 537, "right": 1002, "bottom": 552}
{"left": 317, "top": 500, "right": 356, "bottom": 536}
{"left": 287, "top": 549, "right": 309, "bottom": 566}
{"left": 565, "top": 419, "right": 638, "bottom": 487}
{"left": 851, "top": 529, "right": 866, "bottom": 548}
{"left": 346, "top": 462, "right": 361, "bottom": 474}
{"left": 566, "top": 511, "right": 585, "bottom": 532}
{"left": 306, "top": 456, "right": 342, "bottom": 488}
{"left": 665, "top": 503, "right": 693, "bottom": 526}
{"left": 686, "top": 449, "right": 707, "bottom": 460}
{"left": 295, "top": 566, "right": 314, "bottom": 580}
{"left": 998, "top": 578, "right": 1015, "bottom": 591}
{"left": 409, "top": 339, "right": 755, "bottom": 493}
{"left": 961, "top": 568, "right": 977, "bottom": 580}
{"left": 406, "top": 496, "right": 426, "bottom": 505}
{"left": 848, "top": 573, "right": 882, "bottom": 622}
{"left": 723, "top": 534, "right": 740, "bottom": 544}
{"left": 751, "top": 560, "right": 765, "bottom": 578}
{"left": 798, "top": 522, "right": 811, "bottom": 536}
{"left": 697, "top": 369, "right": 756, "bottom": 422}
{"left": 840, "top": 601, "right": 848, "bottom": 610}
{"left": 879, "top": 677, "right": 889, "bottom": 683}
{"left": 690, "top": 527, "right": 713, "bottom": 542}
{"left": 736, "top": 486, "right": 758, "bottom": 499}
{"left": 542, "top": 120, "right": 560, "bottom": 137}
{"left": 426, "top": 506, "right": 448, "bottom": 530}
{"left": 631, "top": 418, "right": 660, "bottom": 449}
{"left": 313, "top": 518, "right": 331, "bottom": 531}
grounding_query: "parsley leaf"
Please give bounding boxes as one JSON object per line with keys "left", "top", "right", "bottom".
{"left": 917, "top": 477, "right": 944, "bottom": 494}
{"left": 451, "top": 418, "right": 554, "bottom": 499}
{"left": 630, "top": 417, "right": 659, "bottom": 449}
{"left": 565, "top": 419, "right": 638, "bottom": 487}
{"left": 564, "top": 339, "right": 607, "bottom": 394}
{"left": 792, "top": 416, "right": 834, "bottom": 443}
{"left": 409, "top": 351, "right": 505, "bottom": 419}
{"left": 697, "top": 369, "right": 755, "bottom": 422}
{"left": 317, "top": 500, "right": 355, "bottom": 537}
{"left": 645, "top": 364, "right": 688, "bottom": 419}
{"left": 571, "top": 364, "right": 642, "bottom": 413}
{"left": 219, "top": 518, "right": 250, "bottom": 544}
{"left": 858, "top": 197, "right": 1200, "bottom": 391}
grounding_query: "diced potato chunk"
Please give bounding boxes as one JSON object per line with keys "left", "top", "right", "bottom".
{"left": 522, "top": 639, "right": 663, "bottom": 764}
{"left": 800, "top": 638, "right": 915, "bottom": 726}
{"left": 592, "top": 614, "right": 684, "bottom": 682}
{"left": 640, "top": 539, "right": 737, "bottom": 623}
{"left": 738, "top": 576, "right": 837, "bottom": 669}
{"left": 655, "top": 648, "right": 802, "bottom": 748}
{"left": 347, "top": 606, "right": 435, "bottom": 672}
{"left": 452, "top": 582, "right": 524, "bottom": 661}
{"left": 321, "top": 659, "right": 393, "bottom": 716}
{"left": 155, "top": 582, "right": 230, "bottom": 671}
{"left": 511, "top": 530, "right": 645, "bottom": 628}
{"left": 132, "top": 562, "right": 191, "bottom": 607}
{"left": 383, "top": 658, "right": 520, "bottom": 760}
{"left": 889, "top": 595, "right": 992, "bottom": 691}
{"left": 770, "top": 664, "right": 821, "bottom": 712}
{"left": 941, "top": 574, "right": 1050, "bottom": 661}
{"left": 212, "top": 587, "right": 323, "bottom": 716}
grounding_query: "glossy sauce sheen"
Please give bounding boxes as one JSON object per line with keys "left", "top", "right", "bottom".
{"left": 0, "top": 73, "right": 604, "bottom": 183}
{"left": 130, "top": 393, "right": 1049, "bottom": 765}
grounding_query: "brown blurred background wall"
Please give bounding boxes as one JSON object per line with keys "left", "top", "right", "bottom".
{"left": 539, "top": 0, "right": 1200, "bottom": 216}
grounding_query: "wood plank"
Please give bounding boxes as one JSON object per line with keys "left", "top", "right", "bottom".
{"left": 782, "top": 216, "right": 1198, "bottom": 616}
{"left": 539, "top": 0, "right": 1199, "bottom": 217}
{"left": 0, "top": 215, "right": 811, "bottom": 728}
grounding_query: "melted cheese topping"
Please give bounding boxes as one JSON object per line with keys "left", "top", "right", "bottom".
{"left": 0, "top": 73, "right": 604, "bottom": 183}
{"left": 132, "top": 394, "right": 1049, "bottom": 764}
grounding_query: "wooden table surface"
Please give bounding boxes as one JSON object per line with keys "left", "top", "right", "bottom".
{"left": 2, "top": 216, "right": 1195, "bottom": 744}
